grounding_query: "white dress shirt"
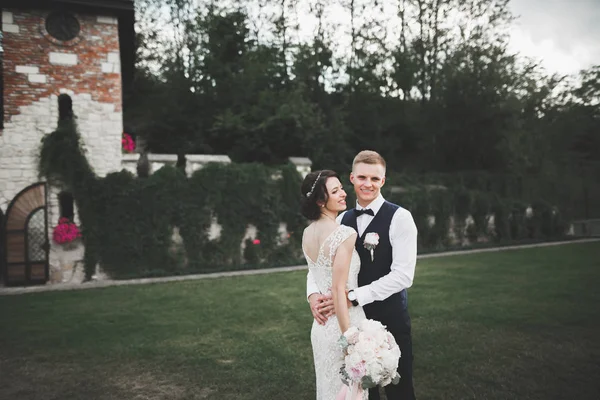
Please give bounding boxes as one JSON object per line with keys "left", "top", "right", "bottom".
{"left": 306, "top": 194, "right": 418, "bottom": 306}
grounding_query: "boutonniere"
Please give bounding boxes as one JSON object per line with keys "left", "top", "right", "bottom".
{"left": 363, "top": 232, "right": 379, "bottom": 261}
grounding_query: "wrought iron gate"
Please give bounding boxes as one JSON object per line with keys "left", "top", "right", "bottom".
{"left": 2, "top": 182, "right": 49, "bottom": 286}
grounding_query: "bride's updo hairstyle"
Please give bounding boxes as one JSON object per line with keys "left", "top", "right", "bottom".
{"left": 300, "top": 169, "right": 339, "bottom": 220}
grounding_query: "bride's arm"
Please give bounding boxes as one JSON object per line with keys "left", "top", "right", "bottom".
{"left": 332, "top": 233, "right": 357, "bottom": 334}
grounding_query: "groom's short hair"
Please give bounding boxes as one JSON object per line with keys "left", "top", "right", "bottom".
{"left": 352, "top": 150, "right": 386, "bottom": 171}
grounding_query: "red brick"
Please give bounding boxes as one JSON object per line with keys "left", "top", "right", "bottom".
{"left": 2, "top": 8, "right": 123, "bottom": 122}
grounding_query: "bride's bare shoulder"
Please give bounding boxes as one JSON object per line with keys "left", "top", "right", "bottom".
{"left": 302, "top": 222, "right": 318, "bottom": 242}
{"left": 303, "top": 222, "right": 315, "bottom": 234}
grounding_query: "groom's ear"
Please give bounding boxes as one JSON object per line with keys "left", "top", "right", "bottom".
{"left": 349, "top": 172, "right": 355, "bottom": 184}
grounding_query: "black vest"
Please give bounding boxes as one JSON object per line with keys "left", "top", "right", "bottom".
{"left": 342, "top": 201, "right": 409, "bottom": 323}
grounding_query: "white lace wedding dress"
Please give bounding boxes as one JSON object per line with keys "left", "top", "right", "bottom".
{"left": 304, "top": 225, "right": 368, "bottom": 400}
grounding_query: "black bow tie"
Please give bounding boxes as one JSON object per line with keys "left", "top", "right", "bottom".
{"left": 355, "top": 208, "right": 374, "bottom": 217}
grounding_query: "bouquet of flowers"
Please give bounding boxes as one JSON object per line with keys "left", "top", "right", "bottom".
{"left": 337, "top": 319, "right": 401, "bottom": 398}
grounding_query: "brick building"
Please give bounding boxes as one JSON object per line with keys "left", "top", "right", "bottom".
{"left": 0, "top": 0, "right": 134, "bottom": 285}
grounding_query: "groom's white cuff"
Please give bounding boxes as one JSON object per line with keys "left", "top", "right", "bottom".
{"left": 307, "top": 291, "right": 320, "bottom": 302}
{"left": 354, "top": 285, "right": 374, "bottom": 306}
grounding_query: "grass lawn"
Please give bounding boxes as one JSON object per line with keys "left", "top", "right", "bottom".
{"left": 1, "top": 242, "right": 599, "bottom": 400}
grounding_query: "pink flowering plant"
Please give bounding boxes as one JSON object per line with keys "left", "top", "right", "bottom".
{"left": 338, "top": 319, "right": 401, "bottom": 391}
{"left": 52, "top": 217, "right": 82, "bottom": 245}
{"left": 122, "top": 132, "right": 135, "bottom": 153}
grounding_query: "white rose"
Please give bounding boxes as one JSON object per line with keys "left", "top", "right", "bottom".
{"left": 382, "top": 351, "right": 400, "bottom": 371}
{"left": 365, "top": 360, "right": 385, "bottom": 381}
{"left": 391, "top": 344, "right": 401, "bottom": 360}
{"left": 344, "top": 326, "right": 360, "bottom": 344}
{"left": 358, "top": 346, "right": 376, "bottom": 361}
{"left": 362, "top": 336, "right": 379, "bottom": 352}
{"left": 345, "top": 326, "right": 359, "bottom": 338}
{"left": 364, "top": 232, "right": 380, "bottom": 246}
{"left": 346, "top": 352, "right": 363, "bottom": 369}
{"left": 386, "top": 332, "right": 398, "bottom": 348}
{"left": 357, "top": 331, "right": 369, "bottom": 343}
{"left": 354, "top": 340, "right": 372, "bottom": 356}
{"left": 360, "top": 319, "right": 385, "bottom": 335}
{"left": 373, "top": 329, "right": 387, "bottom": 344}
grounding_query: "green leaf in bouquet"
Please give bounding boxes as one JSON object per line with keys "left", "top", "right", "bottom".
{"left": 338, "top": 334, "right": 349, "bottom": 351}
{"left": 361, "top": 375, "right": 376, "bottom": 389}
{"left": 339, "top": 366, "right": 350, "bottom": 386}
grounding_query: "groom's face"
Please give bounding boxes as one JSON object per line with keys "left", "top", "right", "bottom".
{"left": 350, "top": 162, "right": 386, "bottom": 206}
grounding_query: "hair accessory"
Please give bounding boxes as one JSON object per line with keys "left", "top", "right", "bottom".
{"left": 305, "top": 171, "right": 323, "bottom": 198}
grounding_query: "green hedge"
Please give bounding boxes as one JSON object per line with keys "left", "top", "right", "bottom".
{"left": 38, "top": 117, "right": 571, "bottom": 279}
{"left": 385, "top": 170, "right": 600, "bottom": 220}
{"left": 384, "top": 186, "right": 568, "bottom": 251}
{"left": 100, "top": 162, "right": 306, "bottom": 279}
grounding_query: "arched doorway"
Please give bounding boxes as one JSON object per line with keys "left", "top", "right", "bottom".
{"left": 2, "top": 182, "right": 49, "bottom": 286}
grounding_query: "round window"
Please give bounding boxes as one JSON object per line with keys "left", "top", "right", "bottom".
{"left": 45, "top": 11, "right": 80, "bottom": 42}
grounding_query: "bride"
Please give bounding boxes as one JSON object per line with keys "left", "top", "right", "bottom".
{"left": 301, "top": 170, "right": 368, "bottom": 400}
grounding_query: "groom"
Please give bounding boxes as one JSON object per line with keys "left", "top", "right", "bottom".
{"left": 307, "top": 150, "right": 418, "bottom": 400}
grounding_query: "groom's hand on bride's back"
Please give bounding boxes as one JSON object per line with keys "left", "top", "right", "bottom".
{"left": 308, "top": 293, "right": 333, "bottom": 325}
{"left": 309, "top": 291, "right": 353, "bottom": 324}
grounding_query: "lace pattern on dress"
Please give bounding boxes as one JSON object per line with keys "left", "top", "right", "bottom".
{"left": 325, "top": 225, "right": 357, "bottom": 266}
{"left": 304, "top": 225, "right": 357, "bottom": 294}
{"left": 304, "top": 224, "right": 368, "bottom": 400}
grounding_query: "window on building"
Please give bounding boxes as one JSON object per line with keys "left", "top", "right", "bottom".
{"left": 58, "top": 93, "right": 73, "bottom": 121}
{"left": 45, "top": 11, "right": 80, "bottom": 42}
{"left": 58, "top": 192, "right": 74, "bottom": 220}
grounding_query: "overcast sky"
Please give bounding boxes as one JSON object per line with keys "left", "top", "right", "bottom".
{"left": 288, "top": 0, "right": 600, "bottom": 76}
{"left": 508, "top": 0, "right": 600, "bottom": 75}
{"left": 172, "top": 0, "right": 600, "bottom": 76}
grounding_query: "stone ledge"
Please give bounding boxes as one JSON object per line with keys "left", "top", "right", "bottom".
{"left": 288, "top": 156, "right": 312, "bottom": 178}
{"left": 185, "top": 154, "right": 231, "bottom": 175}
{"left": 122, "top": 153, "right": 140, "bottom": 162}
{"left": 288, "top": 156, "right": 312, "bottom": 167}
{"left": 185, "top": 154, "right": 231, "bottom": 163}
{"left": 148, "top": 154, "right": 178, "bottom": 162}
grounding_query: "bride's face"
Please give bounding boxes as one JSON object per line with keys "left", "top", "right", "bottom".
{"left": 323, "top": 177, "right": 347, "bottom": 212}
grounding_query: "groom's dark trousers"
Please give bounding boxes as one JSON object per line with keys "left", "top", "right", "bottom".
{"left": 342, "top": 202, "right": 416, "bottom": 400}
